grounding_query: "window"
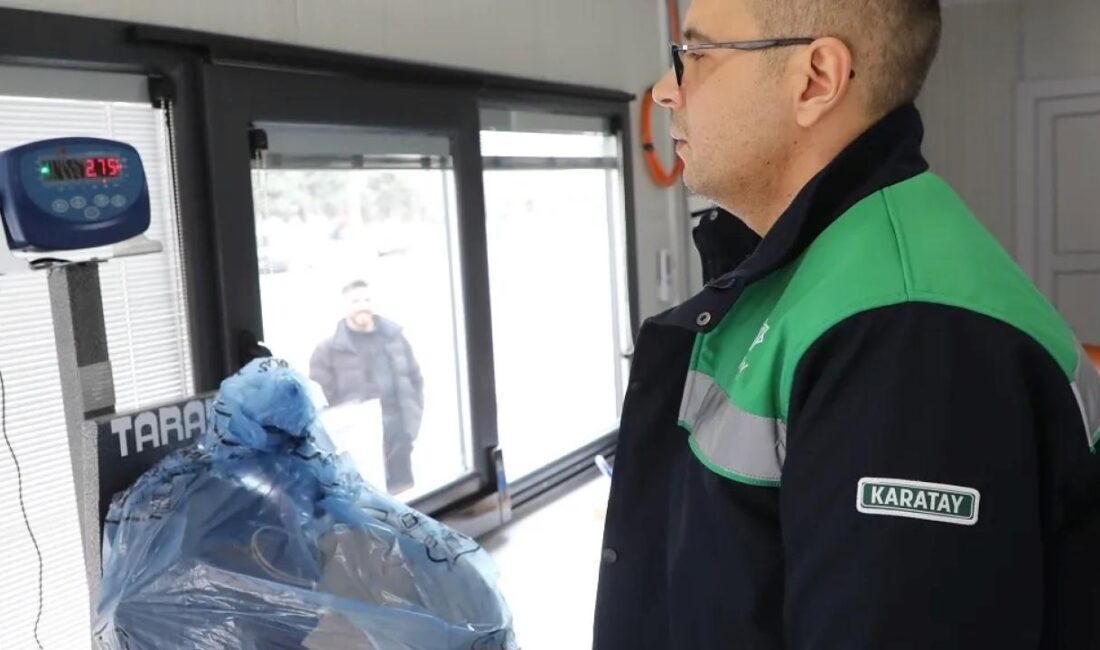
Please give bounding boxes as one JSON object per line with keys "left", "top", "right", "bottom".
{"left": 0, "top": 76, "right": 192, "bottom": 649}
{"left": 481, "top": 109, "right": 631, "bottom": 480}
{"left": 251, "top": 124, "right": 473, "bottom": 502}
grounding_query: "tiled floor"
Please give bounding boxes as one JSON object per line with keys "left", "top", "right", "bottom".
{"left": 483, "top": 476, "right": 611, "bottom": 650}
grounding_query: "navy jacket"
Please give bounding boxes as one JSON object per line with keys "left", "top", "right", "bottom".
{"left": 594, "top": 105, "right": 1100, "bottom": 649}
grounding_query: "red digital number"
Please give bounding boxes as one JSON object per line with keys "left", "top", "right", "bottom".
{"left": 80, "top": 157, "right": 122, "bottom": 179}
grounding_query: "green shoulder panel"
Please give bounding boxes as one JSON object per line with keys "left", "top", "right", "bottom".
{"left": 769, "top": 172, "right": 1078, "bottom": 419}
{"left": 684, "top": 171, "right": 1089, "bottom": 479}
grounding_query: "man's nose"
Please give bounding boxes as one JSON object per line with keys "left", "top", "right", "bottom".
{"left": 651, "top": 69, "right": 682, "bottom": 109}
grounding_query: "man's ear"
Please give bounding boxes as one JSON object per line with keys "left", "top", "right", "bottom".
{"left": 792, "top": 37, "right": 854, "bottom": 128}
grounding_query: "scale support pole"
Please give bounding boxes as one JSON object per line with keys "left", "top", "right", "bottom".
{"left": 47, "top": 262, "right": 117, "bottom": 621}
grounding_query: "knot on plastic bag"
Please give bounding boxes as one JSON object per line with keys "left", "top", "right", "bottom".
{"left": 210, "top": 358, "right": 321, "bottom": 450}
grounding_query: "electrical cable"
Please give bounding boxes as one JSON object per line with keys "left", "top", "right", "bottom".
{"left": 1, "top": 368, "right": 46, "bottom": 650}
{"left": 251, "top": 526, "right": 315, "bottom": 589}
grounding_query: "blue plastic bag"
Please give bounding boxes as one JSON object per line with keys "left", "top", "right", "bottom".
{"left": 94, "top": 358, "right": 516, "bottom": 650}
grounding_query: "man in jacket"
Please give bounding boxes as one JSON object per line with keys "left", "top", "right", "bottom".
{"left": 310, "top": 280, "right": 424, "bottom": 494}
{"left": 594, "top": 0, "right": 1100, "bottom": 647}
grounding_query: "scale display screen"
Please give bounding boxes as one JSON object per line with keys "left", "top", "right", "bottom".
{"left": 41, "top": 156, "right": 124, "bottom": 183}
{"left": 0, "top": 137, "right": 150, "bottom": 251}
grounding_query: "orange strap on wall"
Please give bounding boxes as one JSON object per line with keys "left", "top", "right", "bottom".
{"left": 640, "top": 0, "right": 684, "bottom": 188}
{"left": 1085, "top": 344, "right": 1100, "bottom": 372}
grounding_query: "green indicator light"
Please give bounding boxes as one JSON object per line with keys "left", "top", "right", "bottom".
{"left": 40, "top": 165, "right": 49, "bottom": 175}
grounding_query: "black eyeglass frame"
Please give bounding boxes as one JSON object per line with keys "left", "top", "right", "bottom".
{"left": 670, "top": 38, "right": 855, "bottom": 86}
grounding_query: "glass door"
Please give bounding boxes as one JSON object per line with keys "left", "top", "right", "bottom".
{"left": 201, "top": 65, "right": 496, "bottom": 511}
{"left": 251, "top": 126, "right": 470, "bottom": 499}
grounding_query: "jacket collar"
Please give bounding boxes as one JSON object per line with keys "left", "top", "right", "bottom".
{"left": 332, "top": 316, "right": 399, "bottom": 351}
{"left": 657, "top": 103, "right": 929, "bottom": 332}
{"left": 692, "top": 206, "right": 760, "bottom": 285}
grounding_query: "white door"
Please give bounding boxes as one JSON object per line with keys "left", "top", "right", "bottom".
{"left": 1017, "top": 77, "right": 1100, "bottom": 344}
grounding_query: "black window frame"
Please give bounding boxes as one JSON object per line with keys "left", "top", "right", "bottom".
{"left": 201, "top": 62, "right": 501, "bottom": 508}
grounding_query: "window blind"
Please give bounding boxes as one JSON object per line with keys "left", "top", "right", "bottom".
{"left": 0, "top": 90, "right": 193, "bottom": 649}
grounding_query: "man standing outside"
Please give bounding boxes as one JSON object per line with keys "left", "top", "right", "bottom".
{"left": 595, "top": 1, "right": 1100, "bottom": 648}
{"left": 310, "top": 280, "right": 424, "bottom": 494}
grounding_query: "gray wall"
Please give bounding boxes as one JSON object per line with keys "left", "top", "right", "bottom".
{"left": 919, "top": 3, "right": 1022, "bottom": 251}
{"left": 1023, "top": 0, "right": 1100, "bottom": 80}
{"left": 921, "top": 0, "right": 1100, "bottom": 256}
{"left": 0, "top": 0, "right": 684, "bottom": 320}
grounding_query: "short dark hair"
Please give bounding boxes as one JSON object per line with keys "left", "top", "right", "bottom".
{"left": 342, "top": 280, "right": 369, "bottom": 295}
{"left": 750, "top": 0, "right": 942, "bottom": 117}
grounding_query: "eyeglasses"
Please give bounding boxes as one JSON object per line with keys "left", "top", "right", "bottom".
{"left": 670, "top": 38, "right": 854, "bottom": 86}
